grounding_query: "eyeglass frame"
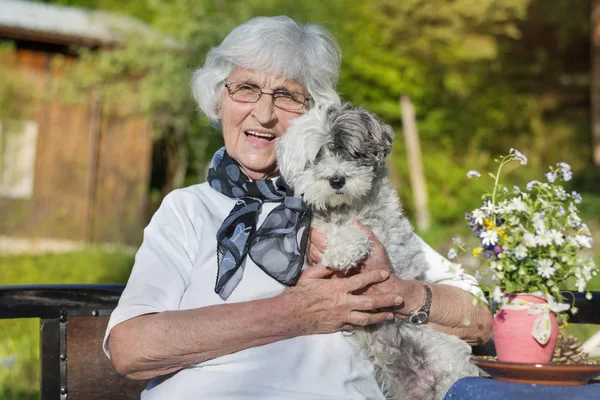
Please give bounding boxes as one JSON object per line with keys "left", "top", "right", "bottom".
{"left": 223, "top": 81, "right": 311, "bottom": 111}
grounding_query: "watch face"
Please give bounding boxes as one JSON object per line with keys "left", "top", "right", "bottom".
{"left": 409, "top": 311, "right": 428, "bottom": 325}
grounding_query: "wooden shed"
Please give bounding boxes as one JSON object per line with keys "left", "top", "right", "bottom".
{"left": 0, "top": 0, "right": 155, "bottom": 245}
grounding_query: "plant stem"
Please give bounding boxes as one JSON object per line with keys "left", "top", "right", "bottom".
{"left": 490, "top": 156, "right": 509, "bottom": 225}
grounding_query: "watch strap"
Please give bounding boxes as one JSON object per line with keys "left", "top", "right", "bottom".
{"left": 408, "top": 281, "right": 432, "bottom": 325}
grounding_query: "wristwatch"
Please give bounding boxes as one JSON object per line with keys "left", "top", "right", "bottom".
{"left": 408, "top": 281, "right": 432, "bottom": 325}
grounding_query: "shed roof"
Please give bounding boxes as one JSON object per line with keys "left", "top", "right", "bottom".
{"left": 0, "top": 0, "right": 157, "bottom": 47}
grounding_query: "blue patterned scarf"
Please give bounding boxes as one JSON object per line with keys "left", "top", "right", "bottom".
{"left": 207, "top": 148, "right": 312, "bottom": 299}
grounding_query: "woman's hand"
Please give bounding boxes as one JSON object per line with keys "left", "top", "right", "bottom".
{"left": 282, "top": 264, "right": 403, "bottom": 335}
{"left": 308, "top": 221, "right": 421, "bottom": 315}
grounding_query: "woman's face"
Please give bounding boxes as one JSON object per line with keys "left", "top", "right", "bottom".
{"left": 219, "top": 67, "right": 308, "bottom": 180}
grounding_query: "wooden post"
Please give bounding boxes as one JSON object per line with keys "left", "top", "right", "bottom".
{"left": 592, "top": 0, "right": 600, "bottom": 182}
{"left": 86, "top": 90, "right": 102, "bottom": 243}
{"left": 400, "top": 95, "right": 430, "bottom": 232}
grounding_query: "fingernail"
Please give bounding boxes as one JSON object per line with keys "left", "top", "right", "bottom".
{"left": 387, "top": 313, "right": 394, "bottom": 320}
{"left": 380, "top": 271, "right": 390, "bottom": 278}
{"left": 395, "top": 296, "right": 403, "bottom": 305}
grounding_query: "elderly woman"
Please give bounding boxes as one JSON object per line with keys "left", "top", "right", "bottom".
{"left": 104, "top": 16, "right": 492, "bottom": 399}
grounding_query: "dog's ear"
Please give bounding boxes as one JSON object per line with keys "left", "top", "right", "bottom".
{"left": 358, "top": 108, "right": 395, "bottom": 165}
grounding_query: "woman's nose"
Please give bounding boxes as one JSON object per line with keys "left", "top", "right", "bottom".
{"left": 251, "top": 94, "right": 277, "bottom": 124}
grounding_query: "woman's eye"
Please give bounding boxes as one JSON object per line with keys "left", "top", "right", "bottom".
{"left": 274, "top": 90, "right": 295, "bottom": 99}
{"left": 238, "top": 84, "right": 257, "bottom": 91}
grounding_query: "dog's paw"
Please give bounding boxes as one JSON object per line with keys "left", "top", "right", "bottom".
{"left": 322, "top": 224, "right": 371, "bottom": 273}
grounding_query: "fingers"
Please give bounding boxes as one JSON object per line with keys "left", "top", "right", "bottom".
{"left": 344, "top": 270, "right": 390, "bottom": 292}
{"left": 353, "top": 220, "right": 375, "bottom": 239}
{"left": 353, "top": 220, "right": 386, "bottom": 254}
{"left": 347, "top": 310, "right": 395, "bottom": 327}
{"left": 349, "top": 292, "right": 403, "bottom": 311}
{"left": 309, "top": 228, "right": 327, "bottom": 250}
{"left": 307, "top": 228, "right": 326, "bottom": 266}
{"left": 299, "top": 264, "right": 333, "bottom": 279}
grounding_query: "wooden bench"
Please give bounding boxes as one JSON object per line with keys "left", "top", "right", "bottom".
{"left": 0, "top": 285, "right": 149, "bottom": 400}
{"left": 1, "top": 285, "right": 599, "bottom": 399}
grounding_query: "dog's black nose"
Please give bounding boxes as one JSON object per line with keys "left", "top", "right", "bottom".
{"left": 329, "top": 176, "right": 346, "bottom": 190}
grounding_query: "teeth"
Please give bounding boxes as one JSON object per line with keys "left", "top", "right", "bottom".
{"left": 246, "top": 130, "right": 275, "bottom": 139}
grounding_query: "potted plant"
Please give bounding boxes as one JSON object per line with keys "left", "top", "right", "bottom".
{"left": 452, "top": 149, "right": 597, "bottom": 363}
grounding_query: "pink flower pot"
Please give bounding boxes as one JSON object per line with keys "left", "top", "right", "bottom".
{"left": 493, "top": 293, "right": 559, "bottom": 364}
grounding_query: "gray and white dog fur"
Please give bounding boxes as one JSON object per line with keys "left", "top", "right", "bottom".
{"left": 276, "top": 103, "right": 479, "bottom": 400}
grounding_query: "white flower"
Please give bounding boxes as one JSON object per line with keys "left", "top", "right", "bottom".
{"left": 526, "top": 180, "right": 539, "bottom": 191}
{"left": 537, "top": 259, "right": 556, "bottom": 278}
{"left": 580, "top": 223, "right": 591, "bottom": 235}
{"left": 508, "top": 264, "right": 517, "bottom": 271}
{"left": 493, "top": 286, "right": 504, "bottom": 303}
{"left": 480, "top": 230, "right": 499, "bottom": 246}
{"left": 513, "top": 185, "right": 521, "bottom": 194}
{"left": 508, "top": 215, "right": 520, "bottom": 225}
{"left": 571, "top": 191, "right": 582, "bottom": 204}
{"left": 523, "top": 232, "right": 538, "bottom": 247}
{"left": 510, "top": 148, "right": 528, "bottom": 165}
{"left": 554, "top": 187, "right": 567, "bottom": 200}
{"left": 569, "top": 202, "right": 579, "bottom": 215}
{"left": 449, "top": 263, "right": 465, "bottom": 276}
{"left": 471, "top": 209, "right": 486, "bottom": 225}
{"left": 447, "top": 249, "right": 457, "bottom": 260}
{"left": 559, "top": 162, "right": 571, "bottom": 171}
{"left": 497, "top": 200, "right": 510, "bottom": 214}
{"left": 533, "top": 220, "right": 547, "bottom": 235}
{"left": 514, "top": 245, "right": 528, "bottom": 260}
{"left": 509, "top": 197, "right": 527, "bottom": 213}
{"left": 575, "top": 235, "right": 593, "bottom": 248}
{"left": 549, "top": 229, "right": 564, "bottom": 246}
{"left": 536, "top": 231, "right": 553, "bottom": 247}
{"left": 568, "top": 237, "right": 582, "bottom": 249}
{"left": 562, "top": 170, "right": 573, "bottom": 182}
{"left": 467, "top": 170, "right": 481, "bottom": 179}
{"left": 557, "top": 206, "right": 566, "bottom": 216}
{"left": 586, "top": 292, "right": 593, "bottom": 300}
{"left": 546, "top": 172, "right": 557, "bottom": 183}
{"left": 576, "top": 278, "right": 586, "bottom": 292}
{"left": 481, "top": 201, "right": 495, "bottom": 214}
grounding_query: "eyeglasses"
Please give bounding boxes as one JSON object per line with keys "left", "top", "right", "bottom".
{"left": 224, "top": 82, "right": 311, "bottom": 111}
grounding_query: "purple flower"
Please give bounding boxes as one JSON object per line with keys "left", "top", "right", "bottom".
{"left": 493, "top": 246, "right": 503, "bottom": 254}
{"left": 496, "top": 309, "right": 507, "bottom": 322}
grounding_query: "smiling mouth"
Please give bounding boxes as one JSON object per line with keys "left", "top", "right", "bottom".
{"left": 245, "top": 130, "right": 276, "bottom": 141}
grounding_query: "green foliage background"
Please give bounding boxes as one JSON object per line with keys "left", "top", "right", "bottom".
{"left": 34, "top": 0, "right": 595, "bottom": 225}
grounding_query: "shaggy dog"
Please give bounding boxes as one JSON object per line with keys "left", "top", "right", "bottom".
{"left": 276, "top": 103, "right": 479, "bottom": 400}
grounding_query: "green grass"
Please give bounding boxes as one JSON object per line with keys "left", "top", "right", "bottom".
{"left": 0, "top": 249, "right": 134, "bottom": 400}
